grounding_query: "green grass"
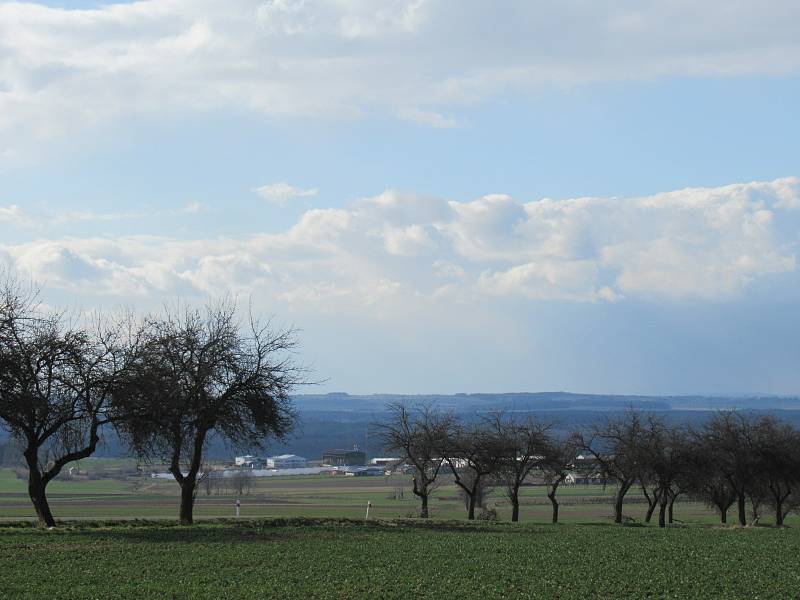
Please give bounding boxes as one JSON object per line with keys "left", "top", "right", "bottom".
{"left": 1, "top": 468, "right": 795, "bottom": 526}
{"left": 1, "top": 519, "right": 799, "bottom": 599}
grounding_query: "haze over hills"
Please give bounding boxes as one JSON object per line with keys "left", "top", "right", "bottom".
{"left": 4, "top": 392, "right": 800, "bottom": 464}
{"left": 292, "top": 391, "right": 800, "bottom": 413}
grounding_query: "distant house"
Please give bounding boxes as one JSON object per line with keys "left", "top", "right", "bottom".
{"left": 235, "top": 455, "right": 266, "bottom": 469}
{"left": 266, "top": 454, "right": 307, "bottom": 469}
{"left": 322, "top": 447, "right": 366, "bottom": 466}
{"left": 370, "top": 457, "right": 401, "bottom": 467}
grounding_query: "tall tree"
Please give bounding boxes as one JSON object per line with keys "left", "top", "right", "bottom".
{"left": 376, "top": 402, "right": 453, "bottom": 518}
{"left": 0, "top": 279, "right": 123, "bottom": 527}
{"left": 113, "top": 301, "right": 302, "bottom": 525}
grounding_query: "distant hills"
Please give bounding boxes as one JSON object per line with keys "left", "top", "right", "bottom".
{"left": 291, "top": 391, "right": 800, "bottom": 413}
{"left": 4, "top": 392, "right": 800, "bottom": 462}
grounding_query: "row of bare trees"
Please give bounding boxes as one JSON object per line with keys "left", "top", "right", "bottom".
{"left": 378, "top": 404, "right": 800, "bottom": 527}
{"left": 377, "top": 404, "right": 577, "bottom": 523}
{"left": 0, "top": 277, "right": 303, "bottom": 527}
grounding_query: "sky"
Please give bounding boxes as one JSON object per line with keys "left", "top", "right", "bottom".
{"left": 1, "top": 0, "right": 800, "bottom": 396}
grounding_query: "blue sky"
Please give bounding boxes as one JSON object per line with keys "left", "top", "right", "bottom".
{"left": 2, "top": 1, "right": 800, "bottom": 395}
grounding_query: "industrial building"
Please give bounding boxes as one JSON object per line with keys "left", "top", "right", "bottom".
{"left": 322, "top": 447, "right": 366, "bottom": 466}
{"left": 266, "top": 454, "right": 307, "bottom": 469}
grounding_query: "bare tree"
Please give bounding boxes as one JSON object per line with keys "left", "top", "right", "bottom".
{"left": 541, "top": 434, "right": 580, "bottom": 524}
{"left": 443, "top": 421, "right": 504, "bottom": 520}
{"left": 488, "top": 413, "right": 549, "bottom": 523}
{"left": 230, "top": 470, "right": 254, "bottom": 496}
{"left": 682, "top": 436, "right": 737, "bottom": 525}
{"left": 637, "top": 417, "right": 691, "bottom": 527}
{"left": 113, "top": 300, "right": 303, "bottom": 525}
{"left": 750, "top": 417, "right": 800, "bottom": 526}
{"left": 583, "top": 410, "right": 651, "bottom": 524}
{"left": 0, "top": 278, "right": 124, "bottom": 527}
{"left": 375, "top": 403, "right": 453, "bottom": 518}
{"left": 699, "top": 412, "right": 761, "bottom": 526}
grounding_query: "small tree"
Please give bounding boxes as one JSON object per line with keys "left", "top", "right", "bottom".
{"left": 750, "top": 417, "right": 800, "bottom": 526}
{"left": 443, "top": 421, "right": 504, "bottom": 520}
{"left": 375, "top": 403, "right": 453, "bottom": 518}
{"left": 682, "top": 436, "right": 737, "bottom": 525}
{"left": 638, "top": 417, "right": 691, "bottom": 527}
{"left": 541, "top": 434, "right": 580, "bottom": 524}
{"left": 488, "top": 413, "right": 549, "bottom": 523}
{"left": 583, "top": 410, "right": 651, "bottom": 524}
{"left": 113, "top": 300, "right": 302, "bottom": 525}
{"left": 699, "top": 412, "right": 760, "bottom": 526}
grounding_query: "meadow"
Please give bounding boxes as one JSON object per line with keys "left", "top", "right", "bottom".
{"left": 0, "top": 461, "right": 760, "bottom": 524}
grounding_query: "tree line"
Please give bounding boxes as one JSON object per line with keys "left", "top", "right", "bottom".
{"left": 377, "top": 403, "right": 800, "bottom": 527}
{"left": 0, "top": 277, "right": 304, "bottom": 527}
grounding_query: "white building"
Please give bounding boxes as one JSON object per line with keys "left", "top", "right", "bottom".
{"left": 266, "top": 454, "right": 307, "bottom": 469}
{"left": 235, "top": 455, "right": 258, "bottom": 467}
{"left": 370, "top": 457, "right": 401, "bottom": 467}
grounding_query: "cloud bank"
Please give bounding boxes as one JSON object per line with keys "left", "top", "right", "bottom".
{"left": 2, "top": 177, "right": 798, "bottom": 314}
{"left": 2, "top": 0, "right": 800, "bottom": 154}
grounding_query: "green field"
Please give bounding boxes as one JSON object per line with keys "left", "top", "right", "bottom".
{"left": 2, "top": 464, "right": 798, "bottom": 599}
{"left": 0, "top": 464, "right": 795, "bottom": 526}
{"left": 1, "top": 519, "right": 799, "bottom": 599}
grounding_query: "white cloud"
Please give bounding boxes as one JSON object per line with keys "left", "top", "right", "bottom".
{"left": 397, "top": 107, "right": 458, "bottom": 129}
{"left": 1, "top": 1, "right": 800, "bottom": 153}
{"left": 3, "top": 177, "right": 799, "bottom": 312}
{"left": 0, "top": 204, "right": 30, "bottom": 225}
{"left": 255, "top": 182, "right": 319, "bottom": 206}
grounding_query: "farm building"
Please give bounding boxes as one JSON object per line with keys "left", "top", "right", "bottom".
{"left": 234, "top": 455, "right": 266, "bottom": 469}
{"left": 266, "top": 454, "right": 307, "bottom": 469}
{"left": 322, "top": 448, "right": 366, "bottom": 466}
{"left": 370, "top": 457, "right": 401, "bottom": 467}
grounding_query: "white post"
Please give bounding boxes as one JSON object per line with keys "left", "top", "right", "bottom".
{"left": 365, "top": 501, "right": 372, "bottom": 521}
{"left": 236, "top": 499, "right": 241, "bottom": 518}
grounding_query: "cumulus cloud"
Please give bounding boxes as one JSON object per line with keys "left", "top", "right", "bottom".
{"left": 1, "top": 1, "right": 800, "bottom": 154}
{"left": 255, "top": 182, "right": 319, "bottom": 206}
{"left": 2, "top": 177, "right": 799, "bottom": 312}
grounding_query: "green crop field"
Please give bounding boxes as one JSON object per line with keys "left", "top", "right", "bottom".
{"left": 1, "top": 519, "right": 799, "bottom": 599}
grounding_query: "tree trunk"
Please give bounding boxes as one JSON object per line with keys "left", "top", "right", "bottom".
{"left": 24, "top": 450, "right": 55, "bottom": 528}
{"left": 419, "top": 492, "right": 429, "bottom": 518}
{"left": 775, "top": 498, "right": 784, "bottom": 527}
{"left": 668, "top": 496, "right": 676, "bottom": 524}
{"left": 644, "top": 487, "right": 660, "bottom": 524}
{"left": 613, "top": 481, "right": 631, "bottom": 524}
{"left": 28, "top": 474, "right": 55, "bottom": 527}
{"left": 658, "top": 496, "right": 667, "bottom": 528}
{"left": 737, "top": 492, "right": 747, "bottom": 526}
{"left": 511, "top": 497, "right": 520, "bottom": 523}
{"left": 547, "top": 483, "right": 560, "bottom": 524}
{"left": 719, "top": 506, "right": 728, "bottom": 524}
{"left": 467, "top": 494, "right": 477, "bottom": 520}
{"left": 179, "top": 479, "right": 196, "bottom": 525}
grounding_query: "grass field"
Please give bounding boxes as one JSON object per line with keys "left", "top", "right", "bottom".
{"left": 1, "top": 518, "right": 799, "bottom": 599}
{"left": 0, "top": 465, "right": 795, "bottom": 526}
